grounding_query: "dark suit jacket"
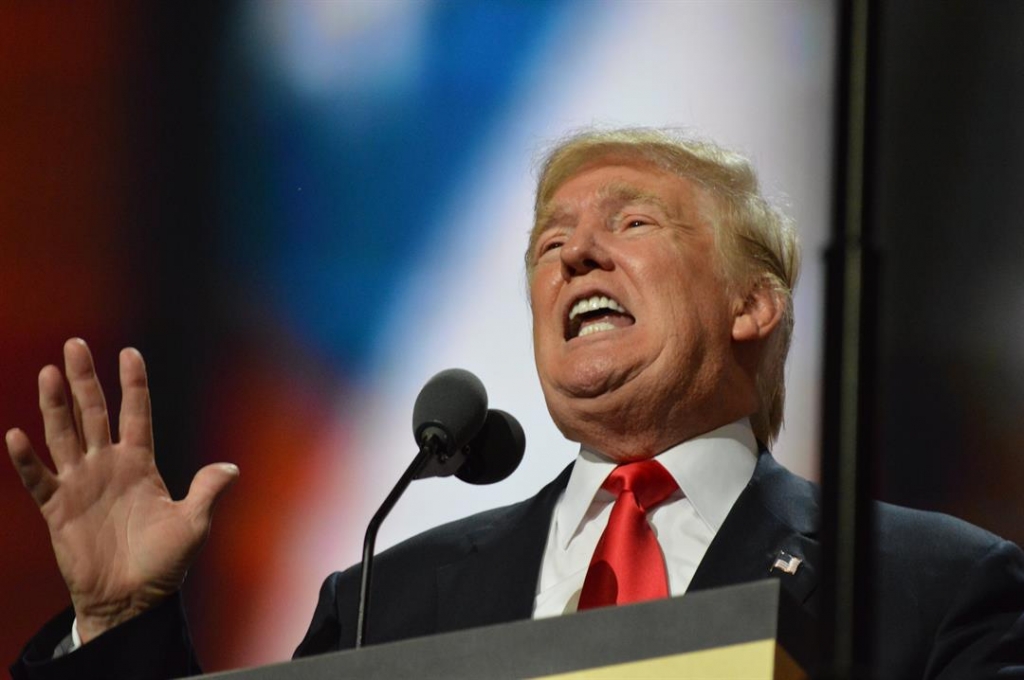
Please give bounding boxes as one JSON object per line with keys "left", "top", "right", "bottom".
{"left": 12, "top": 453, "right": 1024, "bottom": 679}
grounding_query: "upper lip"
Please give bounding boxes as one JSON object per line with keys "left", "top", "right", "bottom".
{"left": 562, "top": 288, "right": 632, "bottom": 340}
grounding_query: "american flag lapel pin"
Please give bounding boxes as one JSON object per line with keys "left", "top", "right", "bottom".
{"left": 771, "top": 551, "right": 803, "bottom": 576}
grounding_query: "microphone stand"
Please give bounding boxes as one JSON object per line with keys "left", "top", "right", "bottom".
{"left": 355, "top": 435, "right": 445, "bottom": 648}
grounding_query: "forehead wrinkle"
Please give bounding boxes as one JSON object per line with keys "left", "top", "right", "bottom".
{"left": 596, "top": 181, "right": 671, "bottom": 216}
{"left": 537, "top": 180, "right": 672, "bottom": 231}
{"left": 535, "top": 203, "right": 575, "bottom": 233}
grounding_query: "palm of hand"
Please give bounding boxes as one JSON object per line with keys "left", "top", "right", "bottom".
{"left": 45, "top": 446, "right": 197, "bottom": 623}
{"left": 6, "top": 340, "right": 237, "bottom": 641}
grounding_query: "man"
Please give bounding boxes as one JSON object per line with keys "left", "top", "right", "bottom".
{"left": 9, "top": 129, "right": 1024, "bottom": 678}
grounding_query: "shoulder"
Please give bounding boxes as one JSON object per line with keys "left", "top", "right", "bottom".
{"left": 371, "top": 492, "right": 548, "bottom": 566}
{"left": 752, "top": 452, "right": 1021, "bottom": 596}
{"left": 870, "top": 503, "right": 1024, "bottom": 674}
{"left": 295, "top": 464, "right": 573, "bottom": 654}
{"left": 755, "top": 450, "right": 1012, "bottom": 563}
{"left": 874, "top": 501, "right": 1006, "bottom": 559}
{"left": 871, "top": 501, "right": 1021, "bottom": 597}
{"left": 296, "top": 497, "right": 543, "bottom": 654}
{"left": 368, "top": 462, "right": 573, "bottom": 569}
{"left": 754, "top": 454, "right": 1024, "bottom": 672}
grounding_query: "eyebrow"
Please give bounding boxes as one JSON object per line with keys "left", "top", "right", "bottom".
{"left": 596, "top": 182, "right": 672, "bottom": 215}
{"left": 533, "top": 202, "right": 565, "bottom": 229}
{"left": 535, "top": 182, "right": 672, "bottom": 233}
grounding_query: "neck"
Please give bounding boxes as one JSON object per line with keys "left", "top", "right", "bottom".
{"left": 566, "top": 404, "right": 754, "bottom": 463}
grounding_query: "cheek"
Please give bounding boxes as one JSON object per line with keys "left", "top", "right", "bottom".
{"left": 529, "top": 273, "right": 562, "bottom": 331}
{"left": 528, "top": 265, "right": 551, "bottom": 296}
{"left": 646, "top": 264, "right": 730, "bottom": 338}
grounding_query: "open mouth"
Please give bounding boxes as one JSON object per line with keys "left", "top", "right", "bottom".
{"left": 565, "top": 294, "right": 636, "bottom": 340}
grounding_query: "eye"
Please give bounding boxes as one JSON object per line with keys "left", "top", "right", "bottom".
{"left": 623, "top": 216, "right": 654, "bottom": 230}
{"left": 534, "top": 238, "right": 563, "bottom": 262}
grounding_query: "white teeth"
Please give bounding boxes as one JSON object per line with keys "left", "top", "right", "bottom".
{"left": 578, "top": 321, "right": 616, "bottom": 337}
{"left": 569, "top": 295, "right": 627, "bottom": 321}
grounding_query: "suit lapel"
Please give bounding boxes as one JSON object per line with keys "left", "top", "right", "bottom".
{"left": 688, "top": 452, "right": 821, "bottom": 608}
{"left": 435, "top": 464, "right": 573, "bottom": 632}
{"left": 432, "top": 452, "right": 820, "bottom": 631}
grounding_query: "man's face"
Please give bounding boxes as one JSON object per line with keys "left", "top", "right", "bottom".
{"left": 529, "top": 158, "right": 748, "bottom": 457}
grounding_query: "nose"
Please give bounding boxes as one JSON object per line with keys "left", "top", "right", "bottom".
{"left": 560, "top": 223, "right": 612, "bottom": 280}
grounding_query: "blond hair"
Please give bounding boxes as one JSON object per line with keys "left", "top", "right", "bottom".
{"left": 528, "top": 128, "right": 800, "bottom": 445}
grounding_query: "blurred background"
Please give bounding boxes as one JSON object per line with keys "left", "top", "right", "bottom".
{"left": 2, "top": 0, "right": 1021, "bottom": 672}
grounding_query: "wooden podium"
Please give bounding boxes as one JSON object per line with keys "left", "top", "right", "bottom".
{"left": 201, "top": 580, "right": 814, "bottom": 679}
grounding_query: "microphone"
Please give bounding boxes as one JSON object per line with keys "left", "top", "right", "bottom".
{"left": 456, "top": 409, "right": 525, "bottom": 485}
{"left": 356, "top": 369, "right": 524, "bottom": 648}
{"left": 412, "top": 368, "right": 488, "bottom": 480}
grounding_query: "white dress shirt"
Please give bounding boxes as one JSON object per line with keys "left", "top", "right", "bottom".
{"left": 532, "top": 419, "right": 758, "bottom": 618}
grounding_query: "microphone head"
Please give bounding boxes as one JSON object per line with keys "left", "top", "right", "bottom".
{"left": 456, "top": 409, "right": 525, "bottom": 485}
{"left": 412, "top": 368, "right": 488, "bottom": 454}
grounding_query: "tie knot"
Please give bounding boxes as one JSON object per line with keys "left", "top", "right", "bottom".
{"left": 602, "top": 459, "right": 678, "bottom": 512}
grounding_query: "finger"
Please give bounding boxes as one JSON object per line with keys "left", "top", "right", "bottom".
{"left": 39, "top": 364, "right": 84, "bottom": 468}
{"left": 118, "top": 348, "right": 154, "bottom": 450}
{"left": 72, "top": 387, "right": 85, "bottom": 450}
{"left": 183, "top": 463, "right": 240, "bottom": 533}
{"left": 64, "top": 338, "right": 112, "bottom": 450}
{"left": 69, "top": 355, "right": 86, "bottom": 447}
{"left": 6, "top": 428, "right": 59, "bottom": 507}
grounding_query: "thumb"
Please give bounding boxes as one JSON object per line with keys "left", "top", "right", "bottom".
{"left": 184, "top": 462, "right": 240, "bottom": 530}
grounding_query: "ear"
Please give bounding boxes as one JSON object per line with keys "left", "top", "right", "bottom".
{"left": 732, "top": 282, "right": 784, "bottom": 343}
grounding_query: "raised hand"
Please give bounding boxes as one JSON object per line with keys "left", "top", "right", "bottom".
{"left": 6, "top": 339, "right": 238, "bottom": 643}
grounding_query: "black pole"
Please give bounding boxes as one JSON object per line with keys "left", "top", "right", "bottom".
{"left": 820, "top": 0, "right": 878, "bottom": 676}
{"left": 355, "top": 438, "right": 440, "bottom": 648}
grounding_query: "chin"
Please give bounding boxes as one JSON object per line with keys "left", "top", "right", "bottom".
{"left": 544, "top": 380, "right": 642, "bottom": 443}
{"left": 557, "top": 353, "right": 634, "bottom": 396}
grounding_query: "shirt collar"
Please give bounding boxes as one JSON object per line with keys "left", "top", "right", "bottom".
{"left": 555, "top": 418, "right": 759, "bottom": 550}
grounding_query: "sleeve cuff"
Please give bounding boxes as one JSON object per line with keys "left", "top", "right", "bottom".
{"left": 11, "top": 593, "right": 201, "bottom": 680}
{"left": 70, "top": 618, "right": 81, "bottom": 651}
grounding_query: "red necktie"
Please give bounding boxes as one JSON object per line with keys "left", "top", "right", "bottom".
{"left": 577, "top": 459, "right": 678, "bottom": 610}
